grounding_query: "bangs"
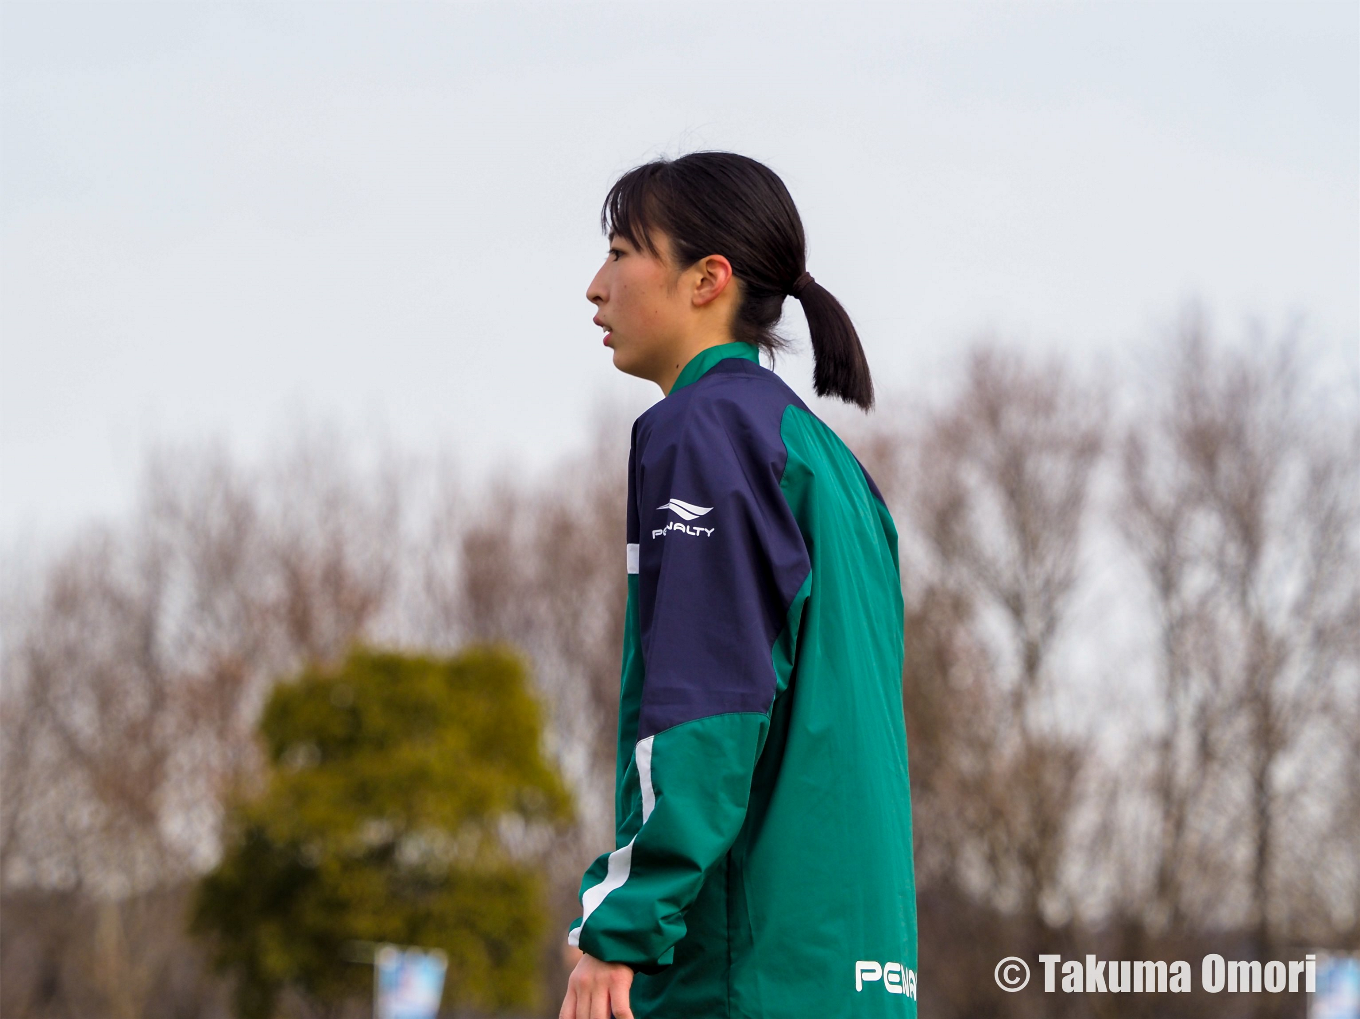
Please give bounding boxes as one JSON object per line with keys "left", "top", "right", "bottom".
{"left": 601, "top": 161, "right": 671, "bottom": 258}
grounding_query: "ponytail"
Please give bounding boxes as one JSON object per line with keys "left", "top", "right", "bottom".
{"left": 791, "top": 274, "right": 875, "bottom": 410}
{"left": 602, "top": 151, "right": 876, "bottom": 410}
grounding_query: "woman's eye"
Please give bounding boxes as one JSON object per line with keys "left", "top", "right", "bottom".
{"left": 609, "top": 248, "right": 623, "bottom": 260}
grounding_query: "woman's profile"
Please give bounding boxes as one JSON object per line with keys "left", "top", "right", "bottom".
{"left": 560, "top": 151, "right": 918, "bottom": 1019}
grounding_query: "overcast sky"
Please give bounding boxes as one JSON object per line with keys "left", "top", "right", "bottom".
{"left": 3, "top": 1, "right": 1356, "bottom": 544}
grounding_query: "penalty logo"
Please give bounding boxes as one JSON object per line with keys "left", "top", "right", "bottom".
{"left": 856, "top": 960, "right": 918, "bottom": 1000}
{"left": 656, "top": 498, "right": 712, "bottom": 520}
{"left": 653, "top": 497, "right": 715, "bottom": 539}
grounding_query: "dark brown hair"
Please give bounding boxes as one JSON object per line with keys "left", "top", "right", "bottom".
{"left": 602, "top": 151, "right": 874, "bottom": 409}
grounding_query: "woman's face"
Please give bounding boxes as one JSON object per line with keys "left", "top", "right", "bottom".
{"left": 586, "top": 229, "right": 691, "bottom": 385}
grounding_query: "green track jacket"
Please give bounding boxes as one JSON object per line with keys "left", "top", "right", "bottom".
{"left": 568, "top": 342, "right": 918, "bottom": 1018}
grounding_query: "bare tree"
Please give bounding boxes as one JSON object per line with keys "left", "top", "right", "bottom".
{"left": 1, "top": 430, "right": 409, "bottom": 1019}
{"left": 908, "top": 345, "right": 1104, "bottom": 935}
{"left": 1120, "top": 305, "right": 1360, "bottom": 962}
{"left": 259, "top": 429, "right": 402, "bottom": 666}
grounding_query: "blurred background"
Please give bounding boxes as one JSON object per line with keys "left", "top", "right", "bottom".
{"left": 1, "top": 3, "right": 1356, "bottom": 1018}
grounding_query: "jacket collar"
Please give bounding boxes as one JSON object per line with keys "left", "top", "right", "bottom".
{"left": 667, "top": 342, "right": 760, "bottom": 396}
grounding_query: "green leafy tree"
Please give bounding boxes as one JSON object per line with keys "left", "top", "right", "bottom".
{"left": 190, "top": 645, "right": 573, "bottom": 1018}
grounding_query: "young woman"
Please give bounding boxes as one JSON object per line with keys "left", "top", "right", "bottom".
{"left": 561, "top": 152, "right": 917, "bottom": 1019}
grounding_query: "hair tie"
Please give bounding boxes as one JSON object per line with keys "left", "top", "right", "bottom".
{"left": 790, "top": 271, "right": 814, "bottom": 299}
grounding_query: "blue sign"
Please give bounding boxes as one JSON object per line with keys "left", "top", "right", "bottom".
{"left": 375, "top": 944, "right": 448, "bottom": 1019}
{"left": 1313, "top": 954, "right": 1360, "bottom": 1019}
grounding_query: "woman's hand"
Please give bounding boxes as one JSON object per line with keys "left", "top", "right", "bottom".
{"left": 559, "top": 949, "right": 635, "bottom": 1019}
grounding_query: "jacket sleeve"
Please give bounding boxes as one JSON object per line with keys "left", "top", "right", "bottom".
{"left": 567, "top": 402, "right": 812, "bottom": 971}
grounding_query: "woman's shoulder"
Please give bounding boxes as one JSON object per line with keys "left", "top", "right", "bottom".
{"left": 637, "top": 359, "right": 809, "bottom": 454}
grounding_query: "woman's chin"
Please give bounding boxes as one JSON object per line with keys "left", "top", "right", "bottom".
{"left": 610, "top": 347, "right": 653, "bottom": 384}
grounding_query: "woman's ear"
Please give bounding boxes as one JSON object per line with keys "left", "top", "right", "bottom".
{"left": 691, "top": 254, "right": 735, "bottom": 308}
